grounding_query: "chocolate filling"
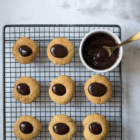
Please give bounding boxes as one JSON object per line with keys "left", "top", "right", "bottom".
{"left": 20, "top": 121, "right": 33, "bottom": 134}
{"left": 52, "top": 84, "right": 66, "bottom": 96}
{"left": 17, "top": 83, "right": 30, "bottom": 95}
{"left": 89, "top": 122, "right": 102, "bottom": 135}
{"left": 51, "top": 44, "right": 68, "bottom": 58}
{"left": 88, "top": 82, "right": 107, "bottom": 97}
{"left": 53, "top": 123, "right": 69, "bottom": 135}
{"left": 83, "top": 33, "right": 119, "bottom": 70}
{"left": 19, "top": 45, "right": 32, "bottom": 57}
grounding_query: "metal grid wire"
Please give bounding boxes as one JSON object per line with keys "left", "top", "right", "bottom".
{"left": 3, "top": 24, "right": 122, "bottom": 140}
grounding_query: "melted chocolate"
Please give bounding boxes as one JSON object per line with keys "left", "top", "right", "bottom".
{"left": 51, "top": 44, "right": 68, "bottom": 58}
{"left": 19, "top": 45, "right": 32, "bottom": 57}
{"left": 83, "top": 33, "right": 119, "bottom": 70}
{"left": 89, "top": 122, "right": 102, "bottom": 135}
{"left": 52, "top": 84, "right": 66, "bottom": 96}
{"left": 88, "top": 82, "right": 107, "bottom": 97}
{"left": 53, "top": 123, "right": 69, "bottom": 135}
{"left": 17, "top": 83, "right": 30, "bottom": 95}
{"left": 20, "top": 121, "right": 33, "bottom": 134}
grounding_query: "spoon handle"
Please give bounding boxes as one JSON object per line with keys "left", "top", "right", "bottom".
{"left": 112, "top": 31, "right": 140, "bottom": 52}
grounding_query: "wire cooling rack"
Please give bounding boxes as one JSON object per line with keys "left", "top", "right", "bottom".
{"left": 3, "top": 24, "right": 122, "bottom": 140}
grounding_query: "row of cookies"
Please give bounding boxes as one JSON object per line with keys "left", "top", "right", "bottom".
{"left": 12, "top": 37, "right": 74, "bottom": 65}
{"left": 13, "top": 74, "right": 112, "bottom": 104}
{"left": 14, "top": 113, "right": 109, "bottom": 140}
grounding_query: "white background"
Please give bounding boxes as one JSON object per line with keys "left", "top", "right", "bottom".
{"left": 0, "top": 0, "right": 140, "bottom": 139}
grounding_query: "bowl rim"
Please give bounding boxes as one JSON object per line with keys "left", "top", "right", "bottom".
{"left": 79, "top": 29, "right": 123, "bottom": 73}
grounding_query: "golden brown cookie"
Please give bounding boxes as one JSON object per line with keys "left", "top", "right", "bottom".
{"left": 12, "top": 37, "right": 39, "bottom": 64}
{"left": 49, "top": 75, "right": 75, "bottom": 105}
{"left": 84, "top": 74, "right": 112, "bottom": 104}
{"left": 14, "top": 115, "right": 42, "bottom": 140}
{"left": 48, "top": 114, "right": 76, "bottom": 140}
{"left": 13, "top": 76, "right": 40, "bottom": 104}
{"left": 82, "top": 114, "right": 109, "bottom": 140}
{"left": 47, "top": 37, "right": 74, "bottom": 65}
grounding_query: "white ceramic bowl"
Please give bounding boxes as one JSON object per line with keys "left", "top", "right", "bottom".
{"left": 79, "top": 29, "right": 123, "bottom": 73}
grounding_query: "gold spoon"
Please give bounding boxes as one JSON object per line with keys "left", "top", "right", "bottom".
{"left": 103, "top": 31, "right": 140, "bottom": 57}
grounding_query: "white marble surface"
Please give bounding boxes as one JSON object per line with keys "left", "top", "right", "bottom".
{"left": 0, "top": 0, "right": 140, "bottom": 139}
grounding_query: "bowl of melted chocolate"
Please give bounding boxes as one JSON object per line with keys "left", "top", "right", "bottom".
{"left": 79, "top": 30, "right": 123, "bottom": 73}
